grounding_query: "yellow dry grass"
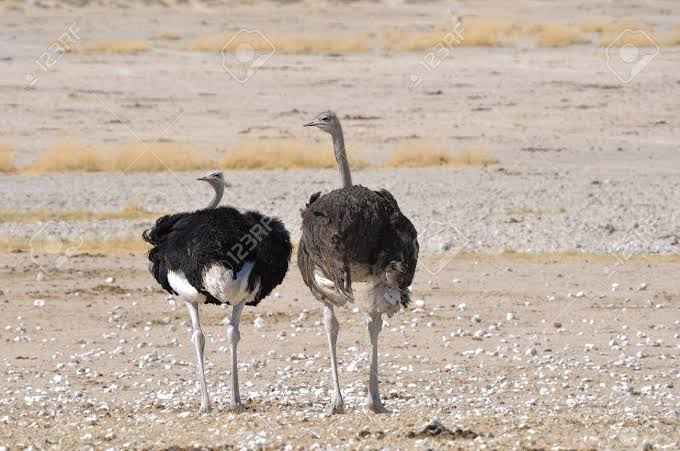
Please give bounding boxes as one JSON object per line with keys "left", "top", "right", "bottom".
{"left": 220, "top": 138, "right": 368, "bottom": 170}
{"left": 531, "top": 23, "right": 587, "bottom": 47}
{"left": 189, "top": 33, "right": 370, "bottom": 54}
{"left": 579, "top": 18, "right": 645, "bottom": 34}
{"left": 388, "top": 20, "right": 515, "bottom": 51}
{"left": 0, "top": 145, "right": 16, "bottom": 173}
{"left": 155, "top": 32, "right": 181, "bottom": 41}
{"left": 385, "top": 20, "right": 586, "bottom": 51}
{"left": 661, "top": 30, "right": 680, "bottom": 46}
{"left": 600, "top": 30, "right": 659, "bottom": 47}
{"left": 24, "top": 139, "right": 110, "bottom": 173}
{"left": 23, "top": 140, "right": 210, "bottom": 173}
{"left": 2, "top": 236, "right": 149, "bottom": 254}
{"left": 0, "top": 202, "right": 160, "bottom": 223}
{"left": 386, "top": 142, "right": 499, "bottom": 168}
{"left": 114, "top": 142, "right": 210, "bottom": 172}
{"left": 83, "top": 41, "right": 152, "bottom": 54}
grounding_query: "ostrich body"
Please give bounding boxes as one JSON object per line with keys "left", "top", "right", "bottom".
{"left": 298, "top": 112, "right": 418, "bottom": 413}
{"left": 143, "top": 171, "right": 292, "bottom": 413}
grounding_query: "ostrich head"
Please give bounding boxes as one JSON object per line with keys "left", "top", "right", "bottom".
{"left": 304, "top": 111, "right": 341, "bottom": 136}
{"left": 197, "top": 171, "right": 225, "bottom": 189}
{"left": 197, "top": 171, "right": 228, "bottom": 208}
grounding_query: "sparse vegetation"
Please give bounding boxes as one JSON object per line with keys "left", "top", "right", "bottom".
{"left": 24, "top": 139, "right": 110, "bottom": 173}
{"left": 220, "top": 138, "right": 368, "bottom": 170}
{"left": 114, "top": 142, "right": 210, "bottom": 172}
{"left": 190, "top": 33, "right": 370, "bottom": 54}
{"left": 83, "top": 41, "right": 152, "bottom": 54}
{"left": 0, "top": 145, "right": 16, "bottom": 173}
{"left": 155, "top": 32, "right": 181, "bottom": 41}
{"left": 662, "top": 29, "right": 680, "bottom": 46}
{"left": 23, "top": 140, "right": 210, "bottom": 174}
{"left": 0, "top": 202, "right": 160, "bottom": 223}
{"left": 600, "top": 30, "right": 659, "bottom": 47}
{"left": 578, "top": 18, "right": 645, "bottom": 34}
{"left": 2, "top": 236, "right": 149, "bottom": 254}
{"left": 386, "top": 142, "right": 499, "bottom": 168}
{"left": 532, "top": 24, "right": 587, "bottom": 47}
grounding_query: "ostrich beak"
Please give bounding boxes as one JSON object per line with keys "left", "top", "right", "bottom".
{"left": 197, "top": 176, "right": 209, "bottom": 181}
{"left": 304, "top": 121, "right": 318, "bottom": 127}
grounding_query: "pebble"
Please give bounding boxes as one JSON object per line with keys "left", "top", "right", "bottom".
{"left": 33, "top": 299, "right": 45, "bottom": 307}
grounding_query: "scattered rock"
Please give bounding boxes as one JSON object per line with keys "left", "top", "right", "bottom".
{"left": 410, "top": 419, "right": 478, "bottom": 440}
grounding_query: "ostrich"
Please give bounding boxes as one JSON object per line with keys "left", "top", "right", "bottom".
{"left": 143, "top": 171, "right": 292, "bottom": 413}
{"left": 298, "top": 111, "right": 419, "bottom": 414}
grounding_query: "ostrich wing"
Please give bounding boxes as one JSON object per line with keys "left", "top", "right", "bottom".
{"left": 299, "top": 185, "right": 418, "bottom": 305}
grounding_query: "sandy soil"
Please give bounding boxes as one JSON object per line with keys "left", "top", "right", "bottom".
{"left": 2, "top": 0, "right": 680, "bottom": 449}
{"left": 1, "top": 252, "right": 679, "bottom": 450}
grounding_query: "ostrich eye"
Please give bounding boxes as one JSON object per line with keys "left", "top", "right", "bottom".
{"left": 321, "top": 117, "right": 328, "bottom": 121}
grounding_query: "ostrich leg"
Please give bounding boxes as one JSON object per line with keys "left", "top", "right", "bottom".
{"left": 367, "top": 310, "right": 389, "bottom": 413}
{"left": 226, "top": 303, "right": 245, "bottom": 412}
{"left": 324, "top": 303, "right": 344, "bottom": 414}
{"left": 186, "top": 301, "right": 210, "bottom": 413}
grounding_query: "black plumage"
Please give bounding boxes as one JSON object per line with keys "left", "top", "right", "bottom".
{"left": 298, "top": 184, "right": 418, "bottom": 307}
{"left": 143, "top": 206, "right": 292, "bottom": 306}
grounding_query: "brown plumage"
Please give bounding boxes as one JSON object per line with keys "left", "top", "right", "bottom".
{"left": 298, "top": 185, "right": 418, "bottom": 308}
{"left": 299, "top": 111, "right": 419, "bottom": 414}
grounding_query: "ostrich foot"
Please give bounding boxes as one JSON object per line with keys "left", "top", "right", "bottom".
{"left": 367, "top": 400, "right": 391, "bottom": 415}
{"left": 228, "top": 402, "right": 247, "bottom": 414}
{"left": 329, "top": 398, "right": 345, "bottom": 415}
{"left": 199, "top": 402, "right": 212, "bottom": 414}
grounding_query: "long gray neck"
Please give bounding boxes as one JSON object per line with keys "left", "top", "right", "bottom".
{"left": 332, "top": 125, "right": 352, "bottom": 188}
{"left": 207, "top": 183, "right": 224, "bottom": 209}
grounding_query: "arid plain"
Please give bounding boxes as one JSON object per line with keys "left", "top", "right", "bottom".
{"left": 1, "top": 0, "right": 679, "bottom": 449}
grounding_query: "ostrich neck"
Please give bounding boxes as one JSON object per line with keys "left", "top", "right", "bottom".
{"left": 207, "top": 183, "right": 224, "bottom": 209}
{"left": 332, "top": 127, "right": 353, "bottom": 188}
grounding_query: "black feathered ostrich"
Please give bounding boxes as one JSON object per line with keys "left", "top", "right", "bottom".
{"left": 298, "top": 112, "right": 419, "bottom": 414}
{"left": 143, "top": 171, "right": 292, "bottom": 413}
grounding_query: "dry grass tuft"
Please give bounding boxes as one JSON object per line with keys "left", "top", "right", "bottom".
{"left": 155, "top": 32, "right": 182, "bottom": 41}
{"left": 661, "top": 30, "right": 680, "bottom": 46}
{"left": 220, "top": 138, "right": 368, "bottom": 170}
{"left": 386, "top": 20, "right": 587, "bottom": 51}
{"left": 0, "top": 202, "right": 160, "bottom": 223}
{"left": 83, "top": 41, "right": 152, "bottom": 54}
{"left": 386, "top": 142, "right": 499, "bottom": 168}
{"left": 0, "top": 145, "right": 16, "bottom": 173}
{"left": 190, "top": 33, "right": 370, "bottom": 54}
{"left": 24, "top": 139, "right": 110, "bottom": 173}
{"left": 531, "top": 24, "right": 587, "bottom": 47}
{"left": 114, "top": 142, "right": 210, "bottom": 172}
{"left": 461, "top": 19, "right": 520, "bottom": 47}
{"left": 579, "top": 18, "right": 645, "bottom": 34}
{"left": 1, "top": 236, "right": 149, "bottom": 254}
{"left": 600, "top": 31, "right": 659, "bottom": 47}
{"left": 24, "top": 140, "right": 210, "bottom": 173}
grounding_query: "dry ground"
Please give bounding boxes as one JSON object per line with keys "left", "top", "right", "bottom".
{"left": 1, "top": 252, "right": 679, "bottom": 449}
{"left": 2, "top": 1, "right": 680, "bottom": 449}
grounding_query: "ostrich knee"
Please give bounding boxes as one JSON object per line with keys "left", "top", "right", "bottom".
{"left": 226, "top": 324, "right": 240, "bottom": 346}
{"left": 192, "top": 329, "right": 206, "bottom": 352}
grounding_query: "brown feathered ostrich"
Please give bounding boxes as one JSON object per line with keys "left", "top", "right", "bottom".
{"left": 298, "top": 111, "right": 419, "bottom": 414}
